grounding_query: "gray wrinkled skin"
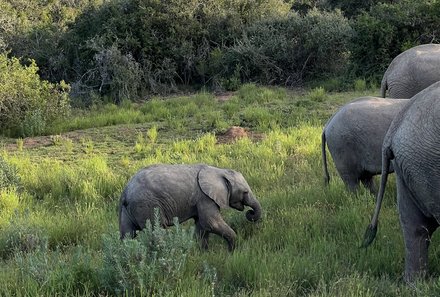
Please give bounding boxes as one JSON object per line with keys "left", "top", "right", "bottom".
{"left": 381, "top": 44, "right": 440, "bottom": 98}
{"left": 364, "top": 82, "right": 440, "bottom": 283}
{"left": 119, "top": 164, "right": 262, "bottom": 251}
{"left": 322, "top": 96, "right": 408, "bottom": 193}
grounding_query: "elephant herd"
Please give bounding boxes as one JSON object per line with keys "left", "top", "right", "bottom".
{"left": 119, "top": 44, "right": 440, "bottom": 283}
{"left": 323, "top": 43, "right": 440, "bottom": 282}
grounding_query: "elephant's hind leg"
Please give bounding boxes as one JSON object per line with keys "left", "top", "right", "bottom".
{"left": 397, "top": 176, "right": 438, "bottom": 282}
{"left": 339, "top": 172, "right": 360, "bottom": 193}
{"left": 120, "top": 206, "right": 138, "bottom": 240}
{"left": 195, "top": 219, "right": 210, "bottom": 250}
{"left": 360, "top": 175, "right": 377, "bottom": 195}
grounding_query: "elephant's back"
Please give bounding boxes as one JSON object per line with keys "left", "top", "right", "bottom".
{"left": 325, "top": 97, "right": 407, "bottom": 138}
{"left": 123, "top": 164, "right": 202, "bottom": 218}
{"left": 324, "top": 97, "right": 406, "bottom": 172}
{"left": 387, "top": 44, "right": 440, "bottom": 97}
{"left": 392, "top": 44, "right": 440, "bottom": 64}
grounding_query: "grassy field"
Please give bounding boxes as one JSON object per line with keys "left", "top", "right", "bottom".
{"left": 1, "top": 84, "right": 440, "bottom": 296}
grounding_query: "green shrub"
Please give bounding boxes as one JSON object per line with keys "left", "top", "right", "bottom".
{"left": 0, "top": 189, "right": 21, "bottom": 228}
{"left": 241, "top": 106, "right": 278, "bottom": 131}
{"left": 88, "top": 44, "right": 143, "bottom": 104}
{"left": 226, "top": 9, "right": 353, "bottom": 85}
{"left": 0, "top": 214, "right": 46, "bottom": 259}
{"left": 59, "top": 0, "right": 293, "bottom": 101}
{"left": 354, "top": 78, "right": 367, "bottom": 92}
{"left": 0, "top": 54, "right": 70, "bottom": 136}
{"left": 100, "top": 209, "right": 195, "bottom": 295}
{"left": 14, "top": 244, "right": 100, "bottom": 295}
{"left": 0, "top": 155, "right": 21, "bottom": 190}
{"left": 350, "top": 0, "right": 440, "bottom": 79}
{"left": 20, "top": 109, "right": 46, "bottom": 137}
{"left": 237, "top": 84, "right": 286, "bottom": 104}
{"left": 308, "top": 87, "right": 327, "bottom": 102}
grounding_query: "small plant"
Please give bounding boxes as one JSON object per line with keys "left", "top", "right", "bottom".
{"left": 147, "top": 126, "right": 158, "bottom": 143}
{"left": 80, "top": 137, "right": 94, "bottom": 154}
{"left": 51, "top": 135, "right": 63, "bottom": 146}
{"left": 203, "top": 262, "right": 218, "bottom": 297}
{"left": 119, "top": 156, "right": 130, "bottom": 168}
{"left": 134, "top": 132, "right": 150, "bottom": 154}
{"left": 20, "top": 109, "right": 46, "bottom": 137}
{"left": 51, "top": 135, "right": 73, "bottom": 153}
{"left": 0, "top": 189, "right": 21, "bottom": 228}
{"left": 221, "top": 65, "right": 242, "bottom": 91}
{"left": 354, "top": 79, "right": 367, "bottom": 92}
{"left": 100, "top": 208, "right": 194, "bottom": 295}
{"left": 308, "top": 87, "right": 327, "bottom": 102}
{"left": 0, "top": 155, "right": 21, "bottom": 190}
{"left": 16, "top": 138, "right": 23, "bottom": 151}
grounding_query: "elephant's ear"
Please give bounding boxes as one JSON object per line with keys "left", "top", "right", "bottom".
{"left": 197, "top": 166, "right": 230, "bottom": 209}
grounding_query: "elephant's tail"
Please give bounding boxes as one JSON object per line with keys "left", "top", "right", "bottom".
{"left": 380, "top": 76, "right": 387, "bottom": 98}
{"left": 322, "top": 130, "right": 330, "bottom": 185}
{"left": 361, "top": 146, "right": 394, "bottom": 248}
{"left": 119, "top": 188, "right": 141, "bottom": 239}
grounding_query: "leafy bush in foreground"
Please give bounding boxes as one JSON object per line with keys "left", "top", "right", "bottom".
{"left": 101, "top": 209, "right": 195, "bottom": 295}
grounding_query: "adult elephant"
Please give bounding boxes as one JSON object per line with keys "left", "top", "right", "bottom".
{"left": 362, "top": 81, "right": 440, "bottom": 282}
{"left": 381, "top": 43, "right": 440, "bottom": 98}
{"left": 119, "top": 164, "right": 262, "bottom": 251}
{"left": 322, "top": 96, "right": 408, "bottom": 193}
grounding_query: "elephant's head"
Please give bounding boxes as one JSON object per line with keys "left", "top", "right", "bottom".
{"left": 198, "top": 166, "right": 262, "bottom": 222}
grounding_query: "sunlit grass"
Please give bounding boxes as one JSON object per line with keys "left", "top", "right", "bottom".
{"left": 1, "top": 84, "right": 434, "bottom": 296}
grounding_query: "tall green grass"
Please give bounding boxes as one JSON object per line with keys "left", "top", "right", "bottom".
{"left": 2, "top": 84, "right": 437, "bottom": 296}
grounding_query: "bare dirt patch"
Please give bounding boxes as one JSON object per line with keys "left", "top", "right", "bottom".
{"left": 3, "top": 129, "right": 102, "bottom": 151}
{"left": 216, "top": 126, "right": 264, "bottom": 144}
{"left": 215, "top": 92, "right": 235, "bottom": 102}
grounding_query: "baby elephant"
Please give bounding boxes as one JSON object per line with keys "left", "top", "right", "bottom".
{"left": 119, "top": 164, "right": 262, "bottom": 251}
{"left": 322, "top": 96, "right": 408, "bottom": 193}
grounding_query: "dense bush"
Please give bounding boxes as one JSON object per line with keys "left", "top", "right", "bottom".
{"left": 2, "top": 0, "right": 440, "bottom": 103}
{"left": 0, "top": 54, "right": 70, "bottom": 136}
{"left": 350, "top": 0, "right": 440, "bottom": 80}
{"left": 226, "top": 9, "right": 353, "bottom": 86}
{"left": 0, "top": 0, "right": 104, "bottom": 81}
{"left": 57, "top": 0, "right": 293, "bottom": 103}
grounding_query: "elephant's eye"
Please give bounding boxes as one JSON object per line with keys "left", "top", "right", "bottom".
{"left": 243, "top": 191, "right": 249, "bottom": 198}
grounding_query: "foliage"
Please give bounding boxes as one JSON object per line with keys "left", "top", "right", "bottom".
{"left": 225, "top": 9, "right": 353, "bottom": 86}
{"left": 0, "top": 54, "right": 70, "bottom": 137}
{"left": 308, "top": 87, "right": 327, "bottom": 102}
{"left": 353, "top": 78, "right": 367, "bottom": 92}
{"left": 350, "top": 0, "right": 440, "bottom": 80}
{"left": 60, "top": 0, "right": 292, "bottom": 103}
{"left": 13, "top": 244, "right": 100, "bottom": 295}
{"left": 0, "top": 154, "right": 20, "bottom": 190}
{"left": 100, "top": 209, "right": 195, "bottom": 295}
{"left": 0, "top": 0, "right": 104, "bottom": 81}
{"left": 0, "top": 213, "right": 46, "bottom": 259}
{"left": 1, "top": 0, "right": 440, "bottom": 103}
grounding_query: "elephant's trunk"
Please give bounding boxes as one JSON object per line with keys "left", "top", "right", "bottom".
{"left": 244, "top": 193, "right": 262, "bottom": 222}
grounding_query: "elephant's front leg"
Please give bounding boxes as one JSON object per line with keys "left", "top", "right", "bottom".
{"left": 397, "top": 178, "right": 437, "bottom": 282}
{"left": 209, "top": 215, "right": 237, "bottom": 252}
{"left": 197, "top": 199, "right": 237, "bottom": 251}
